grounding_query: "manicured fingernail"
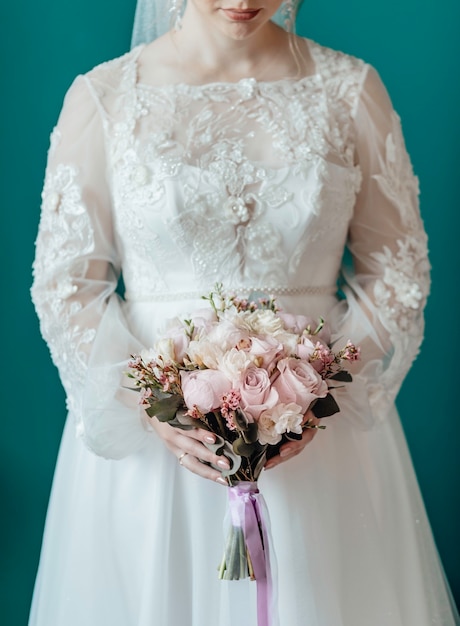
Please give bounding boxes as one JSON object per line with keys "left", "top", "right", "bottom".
{"left": 217, "top": 459, "right": 230, "bottom": 469}
{"left": 280, "top": 448, "right": 293, "bottom": 457}
{"left": 216, "top": 477, "right": 227, "bottom": 485}
{"left": 204, "top": 435, "right": 215, "bottom": 443}
{"left": 264, "top": 462, "right": 275, "bottom": 470}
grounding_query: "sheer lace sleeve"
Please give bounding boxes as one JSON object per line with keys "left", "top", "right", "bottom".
{"left": 31, "top": 76, "right": 149, "bottom": 458}
{"left": 331, "top": 66, "right": 430, "bottom": 427}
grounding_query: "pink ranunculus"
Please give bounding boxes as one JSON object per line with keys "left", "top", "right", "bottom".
{"left": 247, "top": 336, "right": 284, "bottom": 373}
{"left": 238, "top": 365, "right": 279, "bottom": 421}
{"left": 180, "top": 369, "right": 232, "bottom": 413}
{"left": 273, "top": 357, "right": 328, "bottom": 413}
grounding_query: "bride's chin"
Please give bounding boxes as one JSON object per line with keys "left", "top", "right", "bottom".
{"left": 215, "top": 11, "right": 272, "bottom": 40}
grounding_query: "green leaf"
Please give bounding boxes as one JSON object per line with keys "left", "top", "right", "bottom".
{"left": 122, "top": 384, "right": 141, "bottom": 392}
{"left": 149, "top": 395, "right": 183, "bottom": 422}
{"left": 329, "top": 371, "right": 353, "bottom": 382}
{"left": 252, "top": 450, "right": 267, "bottom": 480}
{"left": 232, "top": 437, "right": 257, "bottom": 457}
{"left": 233, "top": 408, "right": 250, "bottom": 431}
{"left": 205, "top": 435, "right": 242, "bottom": 477}
{"left": 204, "top": 434, "right": 227, "bottom": 456}
{"left": 313, "top": 317, "right": 325, "bottom": 335}
{"left": 173, "top": 410, "right": 209, "bottom": 431}
{"left": 145, "top": 404, "right": 157, "bottom": 418}
{"left": 284, "top": 431, "right": 303, "bottom": 442}
{"left": 152, "top": 389, "right": 173, "bottom": 401}
{"left": 242, "top": 422, "right": 258, "bottom": 444}
{"left": 312, "top": 393, "right": 340, "bottom": 418}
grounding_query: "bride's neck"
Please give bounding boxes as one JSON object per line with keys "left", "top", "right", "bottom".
{"left": 137, "top": 4, "right": 310, "bottom": 87}
{"left": 173, "top": 6, "right": 292, "bottom": 82}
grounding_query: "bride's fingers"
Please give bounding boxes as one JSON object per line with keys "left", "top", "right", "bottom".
{"left": 180, "top": 427, "right": 218, "bottom": 445}
{"left": 264, "top": 418, "right": 321, "bottom": 470}
{"left": 149, "top": 418, "right": 230, "bottom": 480}
{"left": 173, "top": 431, "right": 231, "bottom": 470}
{"left": 177, "top": 451, "right": 228, "bottom": 485}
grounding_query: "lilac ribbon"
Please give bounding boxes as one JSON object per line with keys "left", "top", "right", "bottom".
{"left": 228, "top": 482, "right": 275, "bottom": 626}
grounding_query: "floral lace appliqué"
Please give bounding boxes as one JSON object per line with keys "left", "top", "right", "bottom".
{"left": 372, "top": 235, "right": 430, "bottom": 332}
{"left": 374, "top": 111, "right": 421, "bottom": 231}
{"left": 32, "top": 164, "right": 97, "bottom": 416}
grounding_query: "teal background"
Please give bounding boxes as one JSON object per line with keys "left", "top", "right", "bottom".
{"left": 1, "top": 0, "right": 459, "bottom": 623}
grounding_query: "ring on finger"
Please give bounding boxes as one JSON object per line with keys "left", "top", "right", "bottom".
{"left": 178, "top": 452, "right": 188, "bottom": 466}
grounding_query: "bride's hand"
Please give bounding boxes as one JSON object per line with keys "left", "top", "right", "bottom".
{"left": 264, "top": 409, "right": 320, "bottom": 471}
{"left": 148, "top": 416, "right": 230, "bottom": 485}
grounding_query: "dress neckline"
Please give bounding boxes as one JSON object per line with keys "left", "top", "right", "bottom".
{"left": 132, "top": 37, "right": 322, "bottom": 93}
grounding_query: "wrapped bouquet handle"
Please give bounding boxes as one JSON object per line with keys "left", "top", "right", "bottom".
{"left": 220, "top": 482, "right": 278, "bottom": 626}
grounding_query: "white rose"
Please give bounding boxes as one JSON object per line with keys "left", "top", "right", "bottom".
{"left": 217, "top": 348, "right": 253, "bottom": 382}
{"left": 222, "top": 310, "right": 254, "bottom": 332}
{"left": 153, "top": 338, "right": 176, "bottom": 364}
{"left": 186, "top": 339, "right": 224, "bottom": 369}
{"left": 140, "top": 348, "right": 157, "bottom": 364}
{"left": 258, "top": 402, "right": 304, "bottom": 445}
{"left": 246, "top": 309, "right": 285, "bottom": 335}
{"left": 275, "top": 331, "right": 299, "bottom": 357}
{"left": 257, "top": 412, "right": 282, "bottom": 446}
{"left": 273, "top": 403, "right": 304, "bottom": 436}
{"left": 206, "top": 319, "right": 248, "bottom": 352}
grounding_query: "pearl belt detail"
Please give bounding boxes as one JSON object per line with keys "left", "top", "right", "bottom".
{"left": 124, "top": 285, "right": 336, "bottom": 302}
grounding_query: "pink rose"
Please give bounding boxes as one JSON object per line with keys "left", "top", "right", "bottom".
{"left": 295, "top": 335, "right": 316, "bottom": 361}
{"left": 180, "top": 369, "right": 232, "bottom": 413}
{"left": 278, "top": 313, "right": 314, "bottom": 334}
{"left": 272, "top": 357, "right": 328, "bottom": 413}
{"left": 189, "top": 308, "right": 218, "bottom": 329}
{"left": 303, "top": 322, "right": 332, "bottom": 346}
{"left": 164, "top": 326, "right": 190, "bottom": 363}
{"left": 247, "top": 336, "right": 283, "bottom": 373}
{"left": 278, "top": 313, "right": 332, "bottom": 345}
{"left": 238, "top": 365, "right": 279, "bottom": 421}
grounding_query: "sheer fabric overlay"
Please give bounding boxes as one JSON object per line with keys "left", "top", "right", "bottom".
{"left": 30, "top": 40, "right": 458, "bottom": 626}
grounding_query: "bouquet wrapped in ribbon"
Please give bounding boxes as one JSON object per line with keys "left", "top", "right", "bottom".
{"left": 127, "top": 285, "right": 360, "bottom": 625}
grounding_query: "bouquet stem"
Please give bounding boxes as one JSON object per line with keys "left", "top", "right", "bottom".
{"left": 219, "top": 482, "right": 274, "bottom": 625}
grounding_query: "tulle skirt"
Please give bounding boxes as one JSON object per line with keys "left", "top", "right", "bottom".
{"left": 29, "top": 298, "right": 459, "bottom": 626}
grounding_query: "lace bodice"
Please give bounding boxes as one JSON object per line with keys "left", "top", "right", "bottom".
{"left": 92, "top": 42, "right": 366, "bottom": 297}
{"left": 31, "top": 39, "right": 430, "bottom": 458}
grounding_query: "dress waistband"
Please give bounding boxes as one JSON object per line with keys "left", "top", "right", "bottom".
{"left": 124, "top": 285, "right": 337, "bottom": 303}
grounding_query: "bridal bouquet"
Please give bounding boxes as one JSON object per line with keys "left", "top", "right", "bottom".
{"left": 127, "top": 285, "right": 359, "bottom": 624}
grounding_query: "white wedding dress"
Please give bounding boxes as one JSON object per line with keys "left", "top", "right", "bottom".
{"left": 30, "top": 39, "right": 459, "bottom": 626}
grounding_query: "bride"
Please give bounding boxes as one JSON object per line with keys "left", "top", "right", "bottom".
{"left": 29, "top": 0, "right": 459, "bottom": 624}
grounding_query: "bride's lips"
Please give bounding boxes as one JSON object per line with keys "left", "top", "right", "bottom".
{"left": 222, "top": 8, "right": 262, "bottom": 21}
